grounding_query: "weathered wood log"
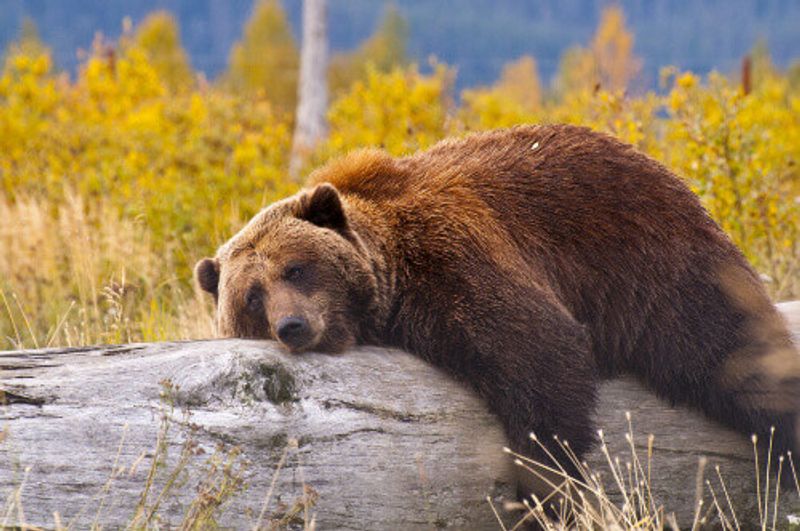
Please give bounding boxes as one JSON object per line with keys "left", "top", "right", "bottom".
{"left": 1, "top": 302, "right": 799, "bottom": 529}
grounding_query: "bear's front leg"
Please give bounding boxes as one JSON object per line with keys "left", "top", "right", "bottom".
{"left": 406, "top": 274, "right": 598, "bottom": 498}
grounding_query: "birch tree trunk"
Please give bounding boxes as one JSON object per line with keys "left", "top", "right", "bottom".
{"left": 289, "top": 0, "right": 328, "bottom": 180}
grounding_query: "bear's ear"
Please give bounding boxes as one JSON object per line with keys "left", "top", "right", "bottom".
{"left": 195, "top": 257, "right": 220, "bottom": 295}
{"left": 297, "top": 183, "right": 349, "bottom": 231}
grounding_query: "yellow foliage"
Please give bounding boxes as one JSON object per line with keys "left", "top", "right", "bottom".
{"left": 6, "top": 18, "right": 48, "bottom": 58}
{"left": 459, "top": 89, "right": 537, "bottom": 131}
{"left": 459, "top": 78, "right": 660, "bottom": 157}
{"left": 133, "top": 10, "right": 194, "bottom": 92}
{"left": 325, "top": 64, "right": 451, "bottom": 157}
{"left": 663, "top": 70, "right": 800, "bottom": 298}
{"left": 329, "top": 5, "right": 409, "bottom": 95}
{"left": 556, "top": 45, "right": 597, "bottom": 95}
{"left": 0, "top": 37, "right": 296, "bottom": 347}
{"left": 555, "top": 6, "right": 641, "bottom": 96}
{"left": 224, "top": 0, "right": 298, "bottom": 110}
{"left": 459, "top": 56, "right": 542, "bottom": 130}
{"left": 546, "top": 88, "right": 662, "bottom": 156}
{"left": 591, "top": 5, "right": 641, "bottom": 92}
{"left": 494, "top": 56, "right": 543, "bottom": 112}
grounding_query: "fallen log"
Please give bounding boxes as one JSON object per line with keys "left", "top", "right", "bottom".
{"left": 1, "top": 302, "right": 799, "bottom": 529}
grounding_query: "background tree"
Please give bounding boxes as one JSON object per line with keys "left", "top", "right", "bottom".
{"left": 290, "top": 0, "right": 328, "bottom": 179}
{"left": 788, "top": 60, "right": 800, "bottom": 94}
{"left": 459, "top": 55, "right": 542, "bottom": 130}
{"left": 554, "top": 45, "right": 597, "bottom": 96}
{"left": 554, "top": 5, "right": 641, "bottom": 96}
{"left": 133, "top": 11, "right": 193, "bottom": 92}
{"left": 224, "top": 0, "right": 298, "bottom": 111}
{"left": 4, "top": 17, "right": 48, "bottom": 59}
{"left": 591, "top": 4, "right": 641, "bottom": 92}
{"left": 328, "top": 5, "right": 408, "bottom": 95}
{"left": 493, "top": 55, "right": 542, "bottom": 111}
{"left": 748, "top": 39, "right": 776, "bottom": 90}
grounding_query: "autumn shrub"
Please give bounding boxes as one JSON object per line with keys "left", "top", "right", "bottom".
{"left": 324, "top": 63, "right": 453, "bottom": 158}
{"left": 663, "top": 70, "right": 800, "bottom": 299}
{"left": 458, "top": 56, "right": 543, "bottom": 131}
{"left": 0, "top": 39, "right": 296, "bottom": 347}
{"left": 223, "top": 0, "right": 299, "bottom": 111}
{"left": 134, "top": 11, "right": 194, "bottom": 93}
{"left": 328, "top": 5, "right": 409, "bottom": 96}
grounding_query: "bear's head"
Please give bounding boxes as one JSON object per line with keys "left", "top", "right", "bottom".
{"left": 195, "top": 183, "right": 378, "bottom": 353}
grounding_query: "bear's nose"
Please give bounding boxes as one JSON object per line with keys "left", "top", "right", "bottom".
{"left": 276, "top": 316, "right": 312, "bottom": 349}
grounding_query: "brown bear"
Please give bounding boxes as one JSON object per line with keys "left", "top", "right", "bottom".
{"left": 196, "top": 124, "right": 799, "bottom": 485}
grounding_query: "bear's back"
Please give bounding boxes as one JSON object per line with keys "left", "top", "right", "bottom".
{"left": 317, "top": 125, "right": 709, "bottom": 235}
{"left": 317, "top": 125, "right": 728, "bottom": 273}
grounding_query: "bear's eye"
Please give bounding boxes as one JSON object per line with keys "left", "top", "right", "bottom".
{"left": 283, "top": 264, "right": 305, "bottom": 282}
{"left": 245, "top": 285, "right": 263, "bottom": 313}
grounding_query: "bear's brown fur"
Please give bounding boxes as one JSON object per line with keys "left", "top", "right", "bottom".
{"left": 196, "top": 124, "right": 800, "bottom": 482}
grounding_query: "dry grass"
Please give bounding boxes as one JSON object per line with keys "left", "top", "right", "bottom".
{"left": 0, "top": 192, "right": 214, "bottom": 349}
{"left": 491, "top": 415, "right": 800, "bottom": 530}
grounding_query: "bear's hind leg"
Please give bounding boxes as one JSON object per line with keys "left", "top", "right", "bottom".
{"left": 628, "top": 265, "right": 800, "bottom": 474}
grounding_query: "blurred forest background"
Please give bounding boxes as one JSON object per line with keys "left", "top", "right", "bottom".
{"left": 2, "top": 0, "right": 800, "bottom": 89}
{"left": 0, "top": 0, "right": 798, "bottom": 349}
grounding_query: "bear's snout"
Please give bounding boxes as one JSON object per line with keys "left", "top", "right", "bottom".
{"left": 276, "top": 315, "right": 313, "bottom": 351}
